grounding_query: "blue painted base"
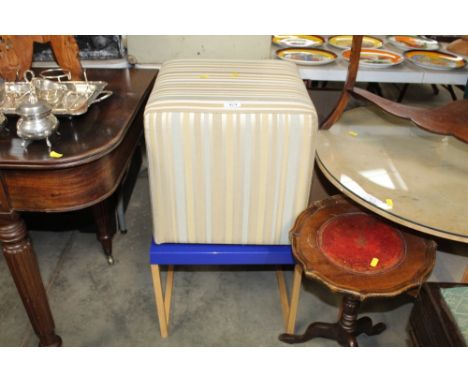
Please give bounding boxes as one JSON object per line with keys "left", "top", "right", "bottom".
{"left": 149, "top": 241, "right": 294, "bottom": 265}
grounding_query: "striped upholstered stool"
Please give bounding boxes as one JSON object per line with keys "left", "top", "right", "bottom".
{"left": 144, "top": 59, "right": 318, "bottom": 337}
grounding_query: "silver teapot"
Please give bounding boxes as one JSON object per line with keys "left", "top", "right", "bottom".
{"left": 16, "top": 76, "right": 58, "bottom": 149}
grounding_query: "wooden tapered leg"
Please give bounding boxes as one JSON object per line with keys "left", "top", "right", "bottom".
{"left": 275, "top": 267, "right": 290, "bottom": 329}
{"left": 0, "top": 212, "right": 62, "bottom": 346}
{"left": 164, "top": 265, "right": 174, "bottom": 323}
{"left": 275, "top": 264, "right": 303, "bottom": 334}
{"left": 286, "top": 264, "right": 303, "bottom": 334}
{"left": 151, "top": 264, "right": 175, "bottom": 338}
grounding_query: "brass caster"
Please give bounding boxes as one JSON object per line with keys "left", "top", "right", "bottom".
{"left": 106, "top": 255, "right": 115, "bottom": 265}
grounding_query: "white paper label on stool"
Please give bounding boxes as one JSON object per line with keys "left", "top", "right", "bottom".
{"left": 224, "top": 101, "right": 242, "bottom": 109}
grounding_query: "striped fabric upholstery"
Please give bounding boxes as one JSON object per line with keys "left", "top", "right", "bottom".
{"left": 144, "top": 59, "right": 318, "bottom": 245}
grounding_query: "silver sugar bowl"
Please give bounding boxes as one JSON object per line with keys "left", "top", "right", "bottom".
{"left": 16, "top": 86, "right": 58, "bottom": 149}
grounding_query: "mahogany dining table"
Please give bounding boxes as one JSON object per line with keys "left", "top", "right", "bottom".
{"left": 0, "top": 68, "right": 157, "bottom": 346}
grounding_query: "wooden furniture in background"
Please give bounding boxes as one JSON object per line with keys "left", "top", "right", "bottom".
{"left": 316, "top": 105, "right": 468, "bottom": 242}
{"left": 409, "top": 282, "right": 467, "bottom": 346}
{"left": 0, "top": 69, "right": 156, "bottom": 346}
{"left": 0, "top": 35, "right": 83, "bottom": 81}
{"left": 321, "top": 36, "right": 468, "bottom": 143}
{"left": 316, "top": 35, "right": 468, "bottom": 282}
{"left": 279, "top": 195, "right": 436, "bottom": 346}
{"left": 447, "top": 36, "right": 468, "bottom": 56}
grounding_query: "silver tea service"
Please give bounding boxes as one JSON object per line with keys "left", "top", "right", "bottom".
{"left": 0, "top": 68, "right": 112, "bottom": 117}
{"left": 16, "top": 73, "right": 59, "bottom": 149}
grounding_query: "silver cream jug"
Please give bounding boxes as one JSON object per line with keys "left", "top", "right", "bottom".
{"left": 16, "top": 83, "right": 58, "bottom": 149}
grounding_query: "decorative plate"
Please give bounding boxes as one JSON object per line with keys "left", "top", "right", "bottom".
{"left": 387, "top": 35, "right": 439, "bottom": 51}
{"left": 342, "top": 48, "right": 404, "bottom": 68}
{"left": 272, "top": 35, "right": 325, "bottom": 48}
{"left": 404, "top": 50, "right": 466, "bottom": 70}
{"left": 328, "top": 35, "right": 383, "bottom": 50}
{"left": 276, "top": 48, "right": 337, "bottom": 66}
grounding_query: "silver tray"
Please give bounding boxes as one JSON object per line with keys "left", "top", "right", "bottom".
{"left": 0, "top": 80, "right": 112, "bottom": 117}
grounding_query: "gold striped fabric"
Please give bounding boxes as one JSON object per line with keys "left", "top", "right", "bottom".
{"left": 144, "top": 59, "right": 318, "bottom": 244}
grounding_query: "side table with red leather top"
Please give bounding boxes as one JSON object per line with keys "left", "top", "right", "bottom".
{"left": 279, "top": 195, "right": 436, "bottom": 346}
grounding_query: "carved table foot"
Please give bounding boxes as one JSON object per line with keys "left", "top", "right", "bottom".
{"left": 279, "top": 294, "right": 386, "bottom": 347}
{"left": 279, "top": 321, "right": 339, "bottom": 344}
{"left": 355, "top": 316, "right": 386, "bottom": 336}
{"left": 279, "top": 321, "right": 360, "bottom": 347}
{"left": 0, "top": 212, "right": 62, "bottom": 346}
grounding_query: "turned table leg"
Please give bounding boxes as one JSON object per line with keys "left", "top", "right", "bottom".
{"left": 91, "top": 197, "right": 117, "bottom": 265}
{"left": 0, "top": 212, "right": 62, "bottom": 346}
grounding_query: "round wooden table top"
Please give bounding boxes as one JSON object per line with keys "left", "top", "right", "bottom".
{"left": 291, "top": 196, "right": 436, "bottom": 299}
{"left": 316, "top": 105, "right": 468, "bottom": 243}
